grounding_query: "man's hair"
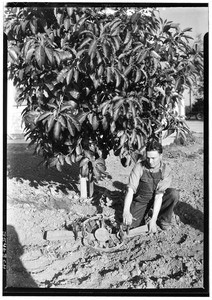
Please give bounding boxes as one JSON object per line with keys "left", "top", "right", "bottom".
{"left": 146, "top": 139, "right": 163, "bottom": 154}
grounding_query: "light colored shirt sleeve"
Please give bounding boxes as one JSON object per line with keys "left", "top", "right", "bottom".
{"left": 127, "top": 163, "right": 143, "bottom": 194}
{"left": 155, "top": 164, "right": 172, "bottom": 194}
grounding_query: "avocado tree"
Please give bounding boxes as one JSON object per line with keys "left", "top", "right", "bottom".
{"left": 5, "top": 6, "right": 203, "bottom": 197}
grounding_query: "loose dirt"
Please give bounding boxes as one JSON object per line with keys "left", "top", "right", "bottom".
{"left": 5, "top": 133, "right": 205, "bottom": 290}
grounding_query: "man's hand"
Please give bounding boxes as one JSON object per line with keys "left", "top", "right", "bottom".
{"left": 148, "top": 218, "right": 158, "bottom": 233}
{"left": 123, "top": 211, "right": 133, "bottom": 226}
{"left": 123, "top": 188, "right": 134, "bottom": 226}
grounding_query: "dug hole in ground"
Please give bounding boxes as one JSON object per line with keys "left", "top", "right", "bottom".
{"left": 6, "top": 130, "right": 204, "bottom": 289}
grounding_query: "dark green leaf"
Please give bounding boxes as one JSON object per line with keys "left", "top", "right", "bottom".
{"left": 124, "top": 65, "right": 132, "bottom": 76}
{"left": 106, "top": 67, "right": 112, "bottom": 83}
{"left": 65, "top": 155, "right": 72, "bottom": 165}
{"left": 102, "top": 116, "right": 108, "bottom": 130}
{"left": 100, "top": 22, "right": 111, "bottom": 35}
{"left": 67, "top": 113, "right": 81, "bottom": 131}
{"left": 80, "top": 157, "right": 89, "bottom": 168}
{"left": 114, "top": 69, "right": 121, "bottom": 87}
{"left": 23, "top": 39, "right": 35, "bottom": 56}
{"left": 26, "top": 48, "right": 35, "bottom": 62}
{"left": 36, "top": 111, "right": 52, "bottom": 123}
{"left": 170, "top": 23, "right": 180, "bottom": 29}
{"left": 112, "top": 36, "right": 120, "bottom": 51}
{"left": 57, "top": 68, "right": 68, "bottom": 82}
{"left": 64, "top": 18, "right": 70, "bottom": 31}
{"left": 137, "top": 50, "right": 147, "bottom": 63}
{"left": 155, "top": 86, "right": 165, "bottom": 97}
{"left": 74, "top": 69, "right": 79, "bottom": 82}
{"left": 92, "top": 114, "right": 99, "bottom": 130}
{"left": 66, "top": 69, "right": 74, "bottom": 85}
{"left": 124, "top": 29, "right": 131, "bottom": 44}
{"left": 110, "top": 19, "right": 122, "bottom": 32}
{"left": 8, "top": 48, "right": 18, "bottom": 62}
{"left": 77, "top": 111, "right": 89, "bottom": 124}
{"left": 98, "top": 65, "right": 104, "bottom": 77}
{"left": 53, "top": 121, "right": 62, "bottom": 140}
{"left": 58, "top": 115, "right": 66, "bottom": 127}
{"left": 54, "top": 51, "right": 61, "bottom": 65}
{"left": 19, "top": 69, "right": 24, "bottom": 80}
{"left": 60, "top": 104, "right": 74, "bottom": 112}
{"left": 88, "top": 39, "right": 97, "bottom": 56}
{"left": 45, "top": 47, "right": 54, "bottom": 64}
{"left": 135, "top": 68, "right": 142, "bottom": 83}
{"left": 84, "top": 150, "right": 95, "bottom": 162}
{"left": 79, "top": 30, "right": 95, "bottom": 38}
{"left": 47, "top": 115, "right": 55, "bottom": 132}
{"left": 67, "top": 7, "right": 74, "bottom": 16}
{"left": 76, "top": 49, "right": 87, "bottom": 58}
{"left": 47, "top": 103, "right": 57, "bottom": 109}
{"left": 21, "top": 20, "right": 29, "bottom": 32}
{"left": 78, "top": 37, "right": 93, "bottom": 49}
{"left": 56, "top": 161, "right": 62, "bottom": 172}
{"left": 182, "top": 34, "right": 193, "bottom": 40}
{"left": 30, "top": 21, "right": 36, "bottom": 34}
{"left": 150, "top": 50, "right": 161, "bottom": 59}
{"left": 181, "top": 27, "right": 193, "bottom": 33}
{"left": 103, "top": 43, "right": 109, "bottom": 58}
{"left": 67, "top": 119, "right": 75, "bottom": 136}
{"left": 35, "top": 45, "right": 46, "bottom": 68}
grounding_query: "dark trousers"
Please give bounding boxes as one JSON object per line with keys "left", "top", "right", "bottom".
{"left": 130, "top": 188, "right": 179, "bottom": 228}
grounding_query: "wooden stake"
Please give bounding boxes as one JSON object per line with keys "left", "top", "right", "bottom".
{"left": 80, "top": 176, "right": 87, "bottom": 199}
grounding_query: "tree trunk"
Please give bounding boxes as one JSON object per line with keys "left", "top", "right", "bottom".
{"left": 88, "top": 180, "right": 94, "bottom": 198}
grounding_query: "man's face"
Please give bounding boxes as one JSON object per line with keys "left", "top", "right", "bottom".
{"left": 146, "top": 150, "right": 162, "bottom": 169}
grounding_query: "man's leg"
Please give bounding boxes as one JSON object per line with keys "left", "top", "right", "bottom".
{"left": 130, "top": 199, "right": 153, "bottom": 228}
{"left": 157, "top": 188, "right": 180, "bottom": 227}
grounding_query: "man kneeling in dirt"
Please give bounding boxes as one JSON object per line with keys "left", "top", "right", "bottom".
{"left": 123, "top": 139, "right": 179, "bottom": 233}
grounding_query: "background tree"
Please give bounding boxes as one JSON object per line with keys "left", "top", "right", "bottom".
{"left": 184, "top": 33, "right": 204, "bottom": 121}
{"left": 5, "top": 6, "right": 204, "bottom": 196}
{"left": 191, "top": 34, "right": 204, "bottom": 99}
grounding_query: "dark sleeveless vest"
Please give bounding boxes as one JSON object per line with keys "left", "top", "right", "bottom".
{"left": 133, "top": 167, "right": 163, "bottom": 205}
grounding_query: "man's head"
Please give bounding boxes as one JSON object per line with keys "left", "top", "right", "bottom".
{"left": 146, "top": 139, "right": 163, "bottom": 169}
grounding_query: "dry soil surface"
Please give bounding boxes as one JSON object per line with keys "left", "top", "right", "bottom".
{"left": 5, "top": 133, "right": 205, "bottom": 291}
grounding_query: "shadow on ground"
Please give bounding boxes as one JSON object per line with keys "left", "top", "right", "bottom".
{"left": 7, "top": 143, "right": 79, "bottom": 193}
{"left": 113, "top": 181, "right": 128, "bottom": 192}
{"left": 6, "top": 225, "right": 38, "bottom": 288}
{"left": 174, "top": 201, "right": 204, "bottom": 232}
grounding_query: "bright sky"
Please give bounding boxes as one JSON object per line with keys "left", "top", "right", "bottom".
{"left": 106, "top": 6, "right": 208, "bottom": 40}
{"left": 158, "top": 6, "right": 208, "bottom": 106}
{"left": 158, "top": 7, "right": 208, "bottom": 39}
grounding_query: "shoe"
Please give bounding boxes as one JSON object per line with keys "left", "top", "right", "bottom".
{"left": 158, "top": 220, "right": 171, "bottom": 231}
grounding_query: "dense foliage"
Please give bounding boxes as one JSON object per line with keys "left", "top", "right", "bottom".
{"left": 5, "top": 6, "right": 204, "bottom": 181}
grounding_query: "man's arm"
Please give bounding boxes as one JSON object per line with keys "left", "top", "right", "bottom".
{"left": 148, "top": 193, "right": 163, "bottom": 233}
{"left": 148, "top": 164, "right": 172, "bottom": 232}
{"left": 156, "top": 164, "right": 172, "bottom": 194}
{"left": 123, "top": 162, "right": 142, "bottom": 225}
{"left": 123, "top": 187, "right": 134, "bottom": 225}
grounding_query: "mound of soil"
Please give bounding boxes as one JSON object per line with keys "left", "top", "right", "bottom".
{"left": 5, "top": 134, "right": 205, "bottom": 291}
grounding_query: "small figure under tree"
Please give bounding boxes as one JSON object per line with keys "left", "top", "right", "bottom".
{"left": 123, "top": 139, "right": 179, "bottom": 232}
